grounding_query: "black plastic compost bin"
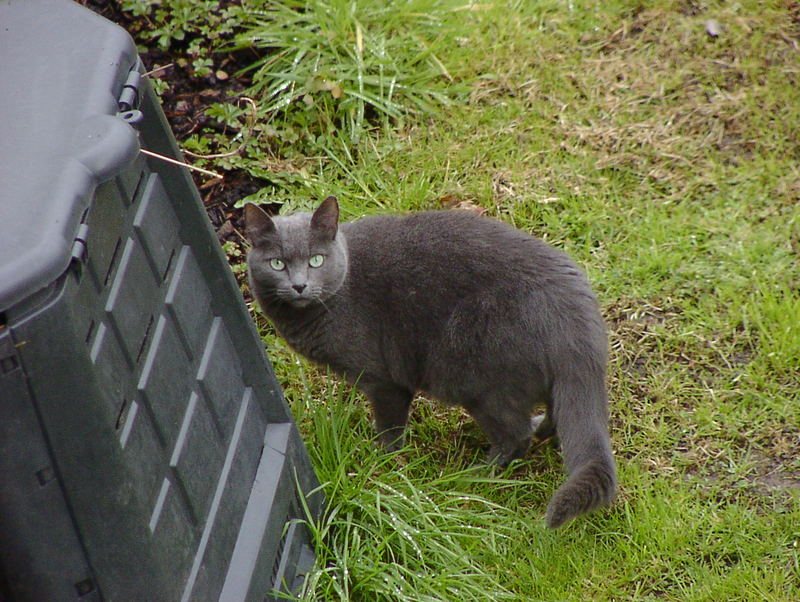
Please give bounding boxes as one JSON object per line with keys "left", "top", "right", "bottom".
{"left": 0, "top": 1, "right": 320, "bottom": 600}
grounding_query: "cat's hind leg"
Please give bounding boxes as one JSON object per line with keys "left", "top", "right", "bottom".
{"left": 465, "top": 401, "right": 533, "bottom": 466}
{"left": 360, "top": 381, "right": 414, "bottom": 452}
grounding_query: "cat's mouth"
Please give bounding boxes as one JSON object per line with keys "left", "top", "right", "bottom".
{"left": 285, "top": 292, "right": 318, "bottom": 308}
{"left": 281, "top": 285, "right": 323, "bottom": 308}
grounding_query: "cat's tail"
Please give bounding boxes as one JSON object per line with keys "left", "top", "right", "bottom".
{"left": 544, "top": 375, "right": 617, "bottom": 529}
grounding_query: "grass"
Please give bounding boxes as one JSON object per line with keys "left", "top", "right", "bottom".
{"left": 228, "top": 0, "right": 465, "bottom": 143}
{"left": 114, "top": 0, "right": 799, "bottom": 599}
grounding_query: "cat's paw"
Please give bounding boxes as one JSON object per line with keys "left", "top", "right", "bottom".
{"left": 375, "top": 426, "right": 406, "bottom": 452}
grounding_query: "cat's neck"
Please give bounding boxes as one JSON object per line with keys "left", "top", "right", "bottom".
{"left": 262, "top": 291, "right": 339, "bottom": 334}
{"left": 262, "top": 294, "right": 347, "bottom": 366}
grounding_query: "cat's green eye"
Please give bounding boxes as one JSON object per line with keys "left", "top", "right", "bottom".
{"left": 269, "top": 258, "right": 285, "bottom": 271}
{"left": 309, "top": 254, "right": 324, "bottom": 268}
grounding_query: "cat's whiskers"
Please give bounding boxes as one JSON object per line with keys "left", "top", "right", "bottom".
{"left": 316, "top": 296, "right": 332, "bottom": 314}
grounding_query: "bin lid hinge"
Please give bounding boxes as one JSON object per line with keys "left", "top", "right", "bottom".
{"left": 70, "top": 222, "right": 90, "bottom": 265}
{"left": 117, "top": 67, "right": 144, "bottom": 126}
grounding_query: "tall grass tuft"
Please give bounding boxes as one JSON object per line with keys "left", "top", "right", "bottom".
{"left": 230, "top": 0, "right": 466, "bottom": 144}
{"left": 293, "top": 388, "right": 526, "bottom": 601}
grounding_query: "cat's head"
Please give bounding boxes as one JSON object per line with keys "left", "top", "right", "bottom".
{"left": 244, "top": 196, "right": 348, "bottom": 309}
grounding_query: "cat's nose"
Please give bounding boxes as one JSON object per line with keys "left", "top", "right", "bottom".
{"left": 292, "top": 283, "right": 307, "bottom": 293}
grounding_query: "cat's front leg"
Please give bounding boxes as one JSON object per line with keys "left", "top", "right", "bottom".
{"left": 359, "top": 381, "right": 414, "bottom": 451}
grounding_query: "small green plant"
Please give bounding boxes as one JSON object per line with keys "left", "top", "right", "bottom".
{"left": 221, "top": 241, "right": 248, "bottom": 276}
{"left": 122, "top": 0, "right": 231, "bottom": 50}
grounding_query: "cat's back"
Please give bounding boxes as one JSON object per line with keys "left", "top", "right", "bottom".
{"left": 343, "top": 208, "right": 520, "bottom": 244}
{"left": 336, "top": 208, "right": 604, "bottom": 373}
{"left": 340, "top": 209, "right": 582, "bottom": 287}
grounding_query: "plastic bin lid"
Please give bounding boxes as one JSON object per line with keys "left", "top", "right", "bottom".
{"left": 0, "top": 0, "right": 141, "bottom": 313}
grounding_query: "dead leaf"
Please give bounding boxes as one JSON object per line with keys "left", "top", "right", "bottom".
{"left": 491, "top": 170, "right": 516, "bottom": 201}
{"left": 438, "top": 195, "right": 487, "bottom": 215}
{"left": 453, "top": 200, "right": 487, "bottom": 214}
{"left": 216, "top": 219, "right": 235, "bottom": 242}
{"left": 317, "top": 79, "right": 344, "bottom": 99}
{"left": 705, "top": 19, "right": 722, "bottom": 37}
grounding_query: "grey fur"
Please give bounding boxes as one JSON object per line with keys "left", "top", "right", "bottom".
{"left": 245, "top": 197, "right": 617, "bottom": 528}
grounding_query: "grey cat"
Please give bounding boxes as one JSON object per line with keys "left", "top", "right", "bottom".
{"left": 245, "top": 196, "right": 616, "bottom": 528}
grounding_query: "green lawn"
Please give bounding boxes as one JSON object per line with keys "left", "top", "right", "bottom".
{"left": 116, "top": 0, "right": 799, "bottom": 599}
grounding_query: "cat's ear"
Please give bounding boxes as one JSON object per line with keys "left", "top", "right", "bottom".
{"left": 244, "top": 203, "right": 276, "bottom": 246}
{"left": 310, "top": 195, "right": 339, "bottom": 241}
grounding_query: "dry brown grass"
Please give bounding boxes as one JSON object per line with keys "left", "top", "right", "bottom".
{"left": 556, "top": 6, "right": 800, "bottom": 195}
